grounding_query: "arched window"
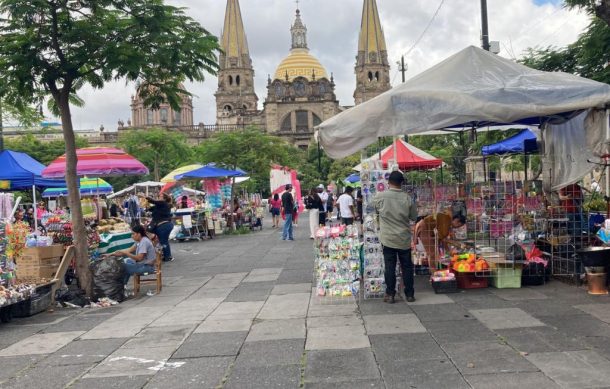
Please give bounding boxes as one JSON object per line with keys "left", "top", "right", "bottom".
{"left": 296, "top": 110, "right": 309, "bottom": 132}
{"left": 281, "top": 114, "right": 292, "bottom": 132}
{"left": 312, "top": 113, "right": 322, "bottom": 127}
{"left": 146, "top": 110, "right": 154, "bottom": 125}
{"left": 228, "top": 75, "right": 233, "bottom": 86}
{"left": 173, "top": 110, "right": 181, "bottom": 125}
{"left": 375, "top": 71, "right": 380, "bottom": 81}
{"left": 223, "top": 105, "right": 233, "bottom": 112}
{"left": 236, "top": 75, "right": 240, "bottom": 86}
{"left": 242, "top": 104, "right": 248, "bottom": 111}
{"left": 368, "top": 71, "right": 373, "bottom": 82}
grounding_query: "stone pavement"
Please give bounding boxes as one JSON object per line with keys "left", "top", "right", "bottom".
{"left": 1, "top": 213, "right": 610, "bottom": 388}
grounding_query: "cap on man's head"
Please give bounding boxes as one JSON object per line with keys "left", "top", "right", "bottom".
{"left": 317, "top": 184, "right": 324, "bottom": 189}
{"left": 388, "top": 171, "right": 405, "bottom": 186}
{"left": 285, "top": 184, "right": 292, "bottom": 190}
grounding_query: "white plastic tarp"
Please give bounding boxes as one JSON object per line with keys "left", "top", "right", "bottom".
{"left": 317, "top": 46, "right": 610, "bottom": 159}
{"left": 107, "top": 181, "right": 164, "bottom": 199}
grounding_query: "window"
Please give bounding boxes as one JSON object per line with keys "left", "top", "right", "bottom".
{"left": 223, "top": 105, "right": 233, "bottom": 112}
{"left": 296, "top": 110, "right": 309, "bottom": 132}
{"left": 228, "top": 75, "right": 233, "bottom": 86}
{"left": 173, "top": 110, "right": 181, "bottom": 125}
{"left": 146, "top": 110, "right": 153, "bottom": 125}
{"left": 281, "top": 114, "right": 292, "bottom": 132}
{"left": 368, "top": 71, "right": 373, "bottom": 82}
{"left": 236, "top": 75, "right": 240, "bottom": 86}
{"left": 313, "top": 114, "right": 322, "bottom": 127}
{"left": 160, "top": 108, "right": 168, "bottom": 123}
{"left": 375, "top": 71, "right": 380, "bottom": 81}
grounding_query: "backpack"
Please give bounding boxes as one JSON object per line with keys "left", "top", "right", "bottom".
{"left": 327, "top": 195, "right": 334, "bottom": 212}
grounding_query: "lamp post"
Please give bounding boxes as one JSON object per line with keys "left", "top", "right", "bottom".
{"left": 0, "top": 100, "right": 4, "bottom": 151}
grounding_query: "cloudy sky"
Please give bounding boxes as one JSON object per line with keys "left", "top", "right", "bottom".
{"left": 59, "top": 0, "right": 590, "bottom": 131}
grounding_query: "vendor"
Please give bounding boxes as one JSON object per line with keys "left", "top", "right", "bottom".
{"left": 558, "top": 183, "right": 584, "bottom": 235}
{"left": 142, "top": 193, "right": 174, "bottom": 262}
{"left": 179, "top": 195, "right": 189, "bottom": 209}
{"left": 103, "top": 225, "right": 156, "bottom": 286}
{"left": 413, "top": 212, "right": 456, "bottom": 269}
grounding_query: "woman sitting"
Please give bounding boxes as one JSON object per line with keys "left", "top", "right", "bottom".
{"left": 103, "top": 225, "right": 157, "bottom": 286}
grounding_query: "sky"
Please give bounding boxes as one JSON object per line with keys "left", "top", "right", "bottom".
{"left": 54, "top": 0, "right": 590, "bottom": 132}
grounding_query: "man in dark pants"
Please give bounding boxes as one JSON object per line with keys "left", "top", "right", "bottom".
{"left": 374, "top": 171, "right": 418, "bottom": 303}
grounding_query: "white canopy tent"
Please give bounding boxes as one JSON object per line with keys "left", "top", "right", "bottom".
{"left": 317, "top": 46, "right": 610, "bottom": 191}
{"left": 107, "top": 181, "right": 164, "bottom": 199}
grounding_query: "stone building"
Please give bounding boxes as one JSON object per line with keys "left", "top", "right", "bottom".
{"left": 130, "top": 83, "right": 194, "bottom": 128}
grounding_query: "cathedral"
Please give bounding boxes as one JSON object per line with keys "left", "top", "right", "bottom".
{"left": 215, "top": 0, "right": 391, "bottom": 148}
{"left": 127, "top": 0, "right": 391, "bottom": 149}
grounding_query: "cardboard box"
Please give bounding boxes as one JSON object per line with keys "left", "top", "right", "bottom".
{"left": 22, "top": 245, "right": 64, "bottom": 259}
{"left": 16, "top": 258, "right": 61, "bottom": 279}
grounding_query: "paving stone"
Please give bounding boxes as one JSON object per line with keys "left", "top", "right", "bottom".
{"left": 541, "top": 314, "right": 610, "bottom": 338}
{"left": 173, "top": 332, "right": 247, "bottom": 358}
{"left": 0, "top": 331, "right": 84, "bottom": 356}
{"left": 246, "top": 318, "right": 305, "bottom": 342}
{"left": 363, "top": 314, "right": 426, "bottom": 335}
{"left": 150, "top": 306, "right": 215, "bottom": 326}
{"left": 235, "top": 339, "right": 304, "bottom": 367}
{"left": 496, "top": 327, "right": 588, "bottom": 354}
{"left": 378, "top": 358, "right": 469, "bottom": 389}
{"left": 40, "top": 338, "right": 128, "bottom": 366}
{"left": 526, "top": 350, "right": 610, "bottom": 388}
{"left": 187, "top": 287, "right": 234, "bottom": 300}
{"left": 307, "top": 315, "right": 362, "bottom": 328}
{"left": 257, "top": 293, "right": 310, "bottom": 320}
{"left": 0, "top": 355, "right": 45, "bottom": 382}
{"left": 470, "top": 308, "right": 546, "bottom": 330}
{"left": 305, "top": 348, "right": 380, "bottom": 383}
{"left": 410, "top": 303, "right": 474, "bottom": 322}
{"left": 308, "top": 303, "right": 358, "bottom": 317}
{"left": 242, "top": 268, "right": 282, "bottom": 283}
{"left": 41, "top": 314, "right": 114, "bottom": 333}
{"left": 489, "top": 288, "right": 549, "bottom": 301}
{"left": 465, "top": 372, "right": 561, "bottom": 389}
{"left": 194, "top": 319, "right": 252, "bottom": 333}
{"left": 174, "top": 297, "right": 224, "bottom": 310}
{"left": 306, "top": 324, "right": 370, "bottom": 351}
{"left": 370, "top": 333, "right": 447, "bottom": 361}
{"left": 406, "top": 292, "right": 454, "bottom": 305}
{"left": 514, "top": 299, "right": 587, "bottom": 317}
{"left": 574, "top": 303, "right": 610, "bottom": 324}
{"left": 358, "top": 299, "right": 415, "bottom": 315}
{"left": 85, "top": 345, "right": 177, "bottom": 378}
{"left": 304, "top": 379, "right": 385, "bottom": 389}
{"left": 224, "top": 364, "right": 301, "bottom": 389}
{"left": 122, "top": 325, "right": 193, "bottom": 349}
{"left": 133, "top": 295, "right": 186, "bottom": 307}
{"left": 71, "top": 375, "right": 151, "bottom": 389}
{"left": 0, "top": 362, "right": 93, "bottom": 389}
{"left": 81, "top": 306, "right": 171, "bottom": 339}
{"left": 202, "top": 272, "right": 248, "bottom": 289}
{"left": 144, "top": 356, "right": 233, "bottom": 389}
{"left": 452, "top": 294, "right": 517, "bottom": 309}
{"left": 277, "top": 269, "right": 313, "bottom": 284}
{"left": 208, "top": 301, "right": 265, "bottom": 320}
{"left": 443, "top": 341, "right": 539, "bottom": 375}
{"left": 225, "top": 282, "right": 275, "bottom": 302}
{"left": 271, "top": 283, "right": 312, "bottom": 295}
{"left": 425, "top": 319, "right": 497, "bottom": 344}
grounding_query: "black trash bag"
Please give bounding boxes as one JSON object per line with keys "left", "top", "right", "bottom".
{"left": 506, "top": 243, "right": 526, "bottom": 262}
{"left": 90, "top": 257, "right": 125, "bottom": 302}
{"left": 55, "top": 288, "right": 88, "bottom": 307}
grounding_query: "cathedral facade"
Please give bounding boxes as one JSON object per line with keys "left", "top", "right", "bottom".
{"left": 216, "top": 0, "right": 391, "bottom": 148}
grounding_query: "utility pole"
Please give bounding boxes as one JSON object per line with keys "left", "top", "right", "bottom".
{"left": 398, "top": 56, "right": 407, "bottom": 84}
{"left": 480, "top": 0, "right": 490, "bottom": 51}
{"left": 0, "top": 100, "right": 4, "bottom": 152}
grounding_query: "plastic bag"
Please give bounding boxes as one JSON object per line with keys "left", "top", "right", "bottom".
{"left": 90, "top": 257, "right": 125, "bottom": 302}
{"left": 506, "top": 243, "right": 526, "bottom": 262}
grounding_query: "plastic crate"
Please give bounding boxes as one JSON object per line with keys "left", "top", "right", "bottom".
{"left": 490, "top": 268, "right": 522, "bottom": 288}
{"left": 12, "top": 285, "right": 52, "bottom": 318}
{"left": 431, "top": 279, "right": 458, "bottom": 294}
{"left": 455, "top": 272, "right": 488, "bottom": 289}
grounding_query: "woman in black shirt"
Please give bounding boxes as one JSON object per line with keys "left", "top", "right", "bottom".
{"left": 143, "top": 193, "right": 174, "bottom": 262}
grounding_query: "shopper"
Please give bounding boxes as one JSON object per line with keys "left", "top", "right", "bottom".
{"left": 269, "top": 193, "right": 282, "bottom": 228}
{"left": 374, "top": 171, "right": 418, "bottom": 303}
{"left": 305, "top": 187, "right": 323, "bottom": 239}
{"left": 317, "top": 184, "right": 328, "bottom": 225}
{"left": 281, "top": 184, "right": 294, "bottom": 241}
{"left": 337, "top": 187, "right": 356, "bottom": 225}
{"left": 142, "top": 193, "right": 174, "bottom": 262}
{"left": 106, "top": 224, "right": 156, "bottom": 286}
{"left": 291, "top": 187, "right": 300, "bottom": 227}
{"left": 326, "top": 189, "right": 335, "bottom": 220}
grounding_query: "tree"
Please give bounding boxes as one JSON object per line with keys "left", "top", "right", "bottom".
{"left": 195, "top": 128, "right": 300, "bottom": 196}
{"left": 565, "top": 0, "right": 610, "bottom": 27}
{"left": 5, "top": 134, "right": 89, "bottom": 165}
{"left": 520, "top": 18, "right": 610, "bottom": 84}
{"left": 119, "top": 128, "right": 193, "bottom": 182}
{"left": 0, "top": 1, "right": 220, "bottom": 295}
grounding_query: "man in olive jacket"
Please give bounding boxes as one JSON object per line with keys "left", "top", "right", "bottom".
{"left": 374, "top": 171, "right": 418, "bottom": 303}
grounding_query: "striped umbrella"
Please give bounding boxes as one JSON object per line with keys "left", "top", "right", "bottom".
{"left": 160, "top": 164, "right": 203, "bottom": 183}
{"left": 41, "top": 147, "right": 149, "bottom": 178}
{"left": 42, "top": 177, "right": 113, "bottom": 197}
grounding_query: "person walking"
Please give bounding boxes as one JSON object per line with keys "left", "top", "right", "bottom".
{"left": 326, "top": 189, "right": 335, "bottom": 221}
{"left": 142, "top": 193, "right": 175, "bottom": 262}
{"left": 337, "top": 187, "right": 356, "bottom": 225}
{"left": 306, "top": 187, "right": 323, "bottom": 239}
{"left": 317, "top": 184, "right": 328, "bottom": 226}
{"left": 374, "top": 171, "right": 418, "bottom": 303}
{"left": 281, "top": 184, "right": 295, "bottom": 241}
{"left": 269, "top": 193, "right": 282, "bottom": 228}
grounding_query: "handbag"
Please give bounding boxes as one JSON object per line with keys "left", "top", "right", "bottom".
{"left": 146, "top": 221, "right": 157, "bottom": 233}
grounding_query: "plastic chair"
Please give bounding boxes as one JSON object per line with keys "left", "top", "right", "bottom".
{"left": 133, "top": 250, "right": 163, "bottom": 296}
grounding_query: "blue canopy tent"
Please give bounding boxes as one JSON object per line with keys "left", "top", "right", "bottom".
{"left": 344, "top": 173, "right": 361, "bottom": 188}
{"left": 175, "top": 165, "right": 246, "bottom": 180}
{"left": 0, "top": 150, "right": 65, "bottom": 230}
{"left": 481, "top": 129, "right": 539, "bottom": 181}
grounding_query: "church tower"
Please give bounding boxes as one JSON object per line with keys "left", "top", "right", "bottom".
{"left": 215, "top": 0, "right": 259, "bottom": 126}
{"left": 354, "top": 0, "right": 391, "bottom": 105}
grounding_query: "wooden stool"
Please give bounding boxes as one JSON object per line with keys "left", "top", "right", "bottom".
{"left": 133, "top": 250, "right": 163, "bottom": 296}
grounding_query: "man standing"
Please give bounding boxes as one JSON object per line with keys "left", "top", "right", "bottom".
{"left": 318, "top": 184, "right": 328, "bottom": 226}
{"left": 337, "top": 187, "right": 356, "bottom": 225}
{"left": 374, "top": 171, "right": 418, "bottom": 303}
{"left": 281, "top": 184, "right": 295, "bottom": 241}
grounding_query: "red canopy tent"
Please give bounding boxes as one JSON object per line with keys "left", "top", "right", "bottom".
{"left": 379, "top": 138, "right": 442, "bottom": 171}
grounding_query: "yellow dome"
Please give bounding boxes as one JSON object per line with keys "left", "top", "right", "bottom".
{"left": 274, "top": 48, "right": 328, "bottom": 82}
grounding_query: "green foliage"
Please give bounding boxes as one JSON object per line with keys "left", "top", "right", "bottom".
{"left": 4, "top": 134, "right": 89, "bottom": 165}
{"left": 0, "top": 100, "right": 42, "bottom": 127}
{"left": 119, "top": 128, "right": 193, "bottom": 182}
{"left": 520, "top": 18, "right": 610, "bottom": 84}
{"left": 194, "top": 127, "right": 302, "bottom": 196}
{"left": 584, "top": 196, "right": 608, "bottom": 212}
{"left": 565, "top": 0, "right": 610, "bottom": 27}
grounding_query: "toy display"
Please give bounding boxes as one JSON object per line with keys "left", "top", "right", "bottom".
{"left": 314, "top": 224, "right": 360, "bottom": 297}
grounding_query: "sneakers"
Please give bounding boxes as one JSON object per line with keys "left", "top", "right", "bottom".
{"left": 406, "top": 296, "right": 416, "bottom": 303}
{"left": 383, "top": 294, "right": 395, "bottom": 304}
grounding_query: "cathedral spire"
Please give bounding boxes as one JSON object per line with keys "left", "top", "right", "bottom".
{"left": 221, "top": 0, "right": 250, "bottom": 65}
{"left": 291, "top": 8, "right": 308, "bottom": 50}
{"left": 354, "top": 0, "right": 391, "bottom": 105}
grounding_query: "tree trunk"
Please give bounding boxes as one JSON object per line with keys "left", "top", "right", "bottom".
{"left": 57, "top": 91, "right": 92, "bottom": 296}
{"left": 597, "top": 1, "right": 610, "bottom": 27}
{"left": 154, "top": 158, "right": 159, "bottom": 182}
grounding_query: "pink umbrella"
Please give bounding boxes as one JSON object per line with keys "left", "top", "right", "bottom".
{"left": 42, "top": 147, "right": 149, "bottom": 178}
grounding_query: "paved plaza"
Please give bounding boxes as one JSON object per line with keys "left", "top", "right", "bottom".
{"left": 1, "top": 214, "right": 610, "bottom": 388}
